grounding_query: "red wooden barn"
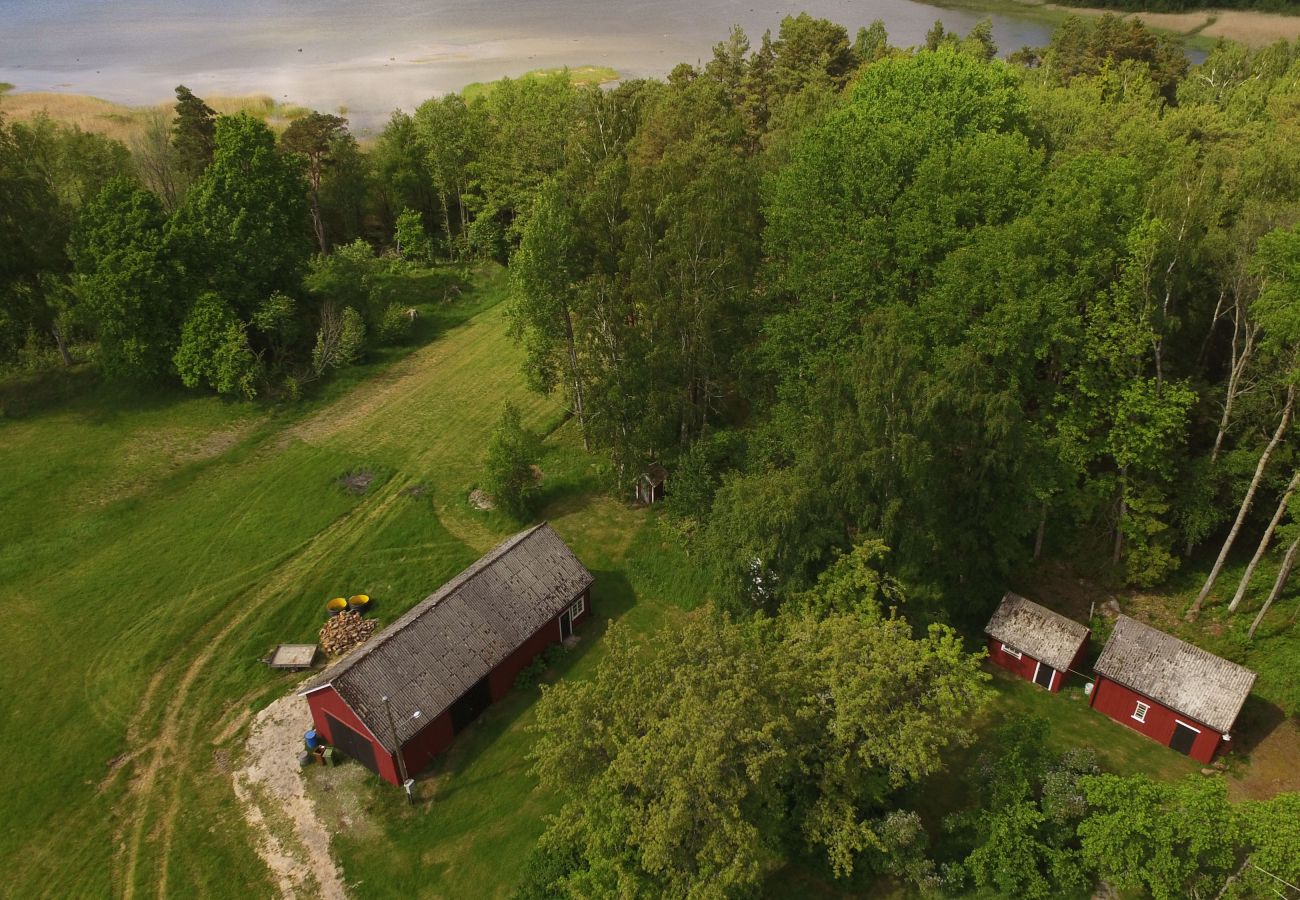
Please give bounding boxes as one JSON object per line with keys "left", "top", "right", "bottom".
{"left": 984, "top": 591, "right": 1089, "bottom": 692}
{"left": 1089, "top": 615, "right": 1256, "bottom": 764}
{"left": 299, "top": 522, "right": 592, "bottom": 786}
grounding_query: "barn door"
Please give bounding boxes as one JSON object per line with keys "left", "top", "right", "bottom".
{"left": 559, "top": 609, "right": 573, "bottom": 641}
{"left": 1033, "top": 663, "right": 1055, "bottom": 689}
{"left": 450, "top": 675, "right": 492, "bottom": 733}
{"left": 325, "top": 712, "right": 379, "bottom": 775}
{"left": 1169, "top": 721, "right": 1200, "bottom": 756}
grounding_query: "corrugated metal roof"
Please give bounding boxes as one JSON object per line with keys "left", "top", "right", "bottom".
{"left": 984, "top": 591, "right": 1090, "bottom": 673}
{"left": 300, "top": 522, "right": 592, "bottom": 750}
{"left": 1094, "top": 615, "right": 1256, "bottom": 733}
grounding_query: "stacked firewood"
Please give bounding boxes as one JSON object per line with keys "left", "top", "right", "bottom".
{"left": 319, "top": 611, "right": 376, "bottom": 656}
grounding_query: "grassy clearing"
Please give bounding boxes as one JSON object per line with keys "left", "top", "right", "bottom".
{"left": 460, "top": 66, "right": 620, "bottom": 102}
{"left": 5, "top": 259, "right": 1290, "bottom": 898}
{"left": 0, "top": 90, "right": 311, "bottom": 145}
{"left": 318, "top": 420, "right": 713, "bottom": 898}
{"left": 0, "top": 262, "right": 559, "bottom": 898}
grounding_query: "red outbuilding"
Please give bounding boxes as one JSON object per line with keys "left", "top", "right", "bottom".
{"left": 1089, "top": 615, "right": 1255, "bottom": 764}
{"left": 984, "top": 591, "right": 1090, "bottom": 692}
{"left": 299, "top": 522, "right": 592, "bottom": 786}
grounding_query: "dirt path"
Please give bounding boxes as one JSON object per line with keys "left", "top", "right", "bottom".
{"left": 233, "top": 692, "right": 348, "bottom": 900}
{"left": 112, "top": 486, "right": 404, "bottom": 899}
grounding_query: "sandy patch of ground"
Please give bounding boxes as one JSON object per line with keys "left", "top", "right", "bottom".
{"left": 1040, "top": 3, "right": 1300, "bottom": 46}
{"left": 1228, "top": 714, "right": 1300, "bottom": 801}
{"left": 233, "top": 692, "right": 348, "bottom": 900}
{"left": 1199, "top": 10, "right": 1300, "bottom": 46}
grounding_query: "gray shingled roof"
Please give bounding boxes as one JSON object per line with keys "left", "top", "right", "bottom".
{"left": 984, "top": 591, "right": 1090, "bottom": 673}
{"left": 301, "top": 522, "right": 592, "bottom": 750}
{"left": 1094, "top": 616, "right": 1256, "bottom": 733}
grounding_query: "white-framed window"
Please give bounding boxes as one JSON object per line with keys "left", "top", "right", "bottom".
{"left": 1132, "top": 701, "right": 1150, "bottom": 723}
{"left": 1001, "top": 643, "right": 1022, "bottom": 659}
{"left": 569, "top": 594, "right": 585, "bottom": 619}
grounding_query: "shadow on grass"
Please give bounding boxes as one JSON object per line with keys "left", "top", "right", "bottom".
{"left": 1232, "top": 695, "right": 1287, "bottom": 758}
{"left": 399, "top": 571, "right": 637, "bottom": 805}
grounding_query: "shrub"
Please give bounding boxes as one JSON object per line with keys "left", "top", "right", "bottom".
{"left": 377, "top": 303, "right": 412, "bottom": 345}
{"left": 482, "top": 401, "right": 541, "bottom": 518}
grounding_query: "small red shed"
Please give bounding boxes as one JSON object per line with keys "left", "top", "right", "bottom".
{"left": 299, "top": 522, "right": 592, "bottom": 786}
{"left": 1089, "top": 616, "right": 1256, "bottom": 764}
{"left": 984, "top": 591, "right": 1089, "bottom": 692}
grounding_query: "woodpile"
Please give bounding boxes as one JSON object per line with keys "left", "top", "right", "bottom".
{"left": 319, "top": 611, "right": 376, "bottom": 656}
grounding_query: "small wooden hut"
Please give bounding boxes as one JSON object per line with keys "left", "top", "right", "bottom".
{"left": 984, "top": 592, "right": 1090, "bottom": 692}
{"left": 636, "top": 463, "right": 668, "bottom": 505}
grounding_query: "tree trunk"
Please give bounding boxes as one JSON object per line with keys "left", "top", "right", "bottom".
{"left": 310, "top": 189, "right": 328, "bottom": 254}
{"left": 1249, "top": 532, "right": 1300, "bottom": 640}
{"left": 51, "top": 322, "right": 72, "bottom": 367}
{"left": 1113, "top": 493, "right": 1127, "bottom": 565}
{"left": 439, "top": 189, "right": 453, "bottom": 255}
{"left": 1188, "top": 384, "right": 1296, "bottom": 620}
{"left": 562, "top": 305, "right": 589, "bottom": 451}
{"left": 1189, "top": 287, "right": 1256, "bottom": 557}
{"left": 1034, "top": 501, "right": 1048, "bottom": 561}
{"left": 1228, "top": 468, "right": 1300, "bottom": 613}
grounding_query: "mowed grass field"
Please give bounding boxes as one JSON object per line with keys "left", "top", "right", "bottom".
{"left": 0, "top": 263, "right": 699, "bottom": 899}
{"left": 2, "top": 262, "right": 1277, "bottom": 899}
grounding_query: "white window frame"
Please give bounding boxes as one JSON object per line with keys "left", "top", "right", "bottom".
{"left": 1132, "top": 701, "right": 1150, "bottom": 723}
{"left": 1001, "top": 643, "right": 1022, "bottom": 660}
{"left": 569, "top": 594, "right": 585, "bottom": 620}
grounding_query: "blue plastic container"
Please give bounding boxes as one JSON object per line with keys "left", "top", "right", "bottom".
{"left": 305, "top": 729, "right": 322, "bottom": 750}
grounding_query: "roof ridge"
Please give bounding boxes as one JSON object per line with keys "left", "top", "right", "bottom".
{"left": 301, "top": 522, "right": 549, "bottom": 691}
{"left": 1002, "top": 591, "right": 1089, "bottom": 634}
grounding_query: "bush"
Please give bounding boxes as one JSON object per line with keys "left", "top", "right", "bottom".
{"left": 482, "top": 401, "right": 541, "bottom": 518}
{"left": 394, "top": 207, "right": 434, "bottom": 263}
{"left": 311, "top": 303, "right": 366, "bottom": 374}
{"left": 376, "top": 303, "right": 412, "bottom": 345}
{"left": 173, "top": 293, "right": 261, "bottom": 398}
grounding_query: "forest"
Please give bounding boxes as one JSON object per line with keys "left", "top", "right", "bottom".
{"left": 4, "top": 11, "right": 1300, "bottom": 898}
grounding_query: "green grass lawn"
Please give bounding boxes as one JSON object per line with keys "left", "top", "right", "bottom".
{"left": 460, "top": 66, "right": 620, "bottom": 102}
{"left": 0, "top": 262, "right": 572, "bottom": 898}
{"left": 2, "top": 260, "right": 1279, "bottom": 899}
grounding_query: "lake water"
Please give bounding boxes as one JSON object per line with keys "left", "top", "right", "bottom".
{"left": 0, "top": 0, "right": 1079, "bottom": 129}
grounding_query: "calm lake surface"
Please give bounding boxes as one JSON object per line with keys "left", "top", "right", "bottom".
{"left": 0, "top": 0, "right": 1078, "bottom": 128}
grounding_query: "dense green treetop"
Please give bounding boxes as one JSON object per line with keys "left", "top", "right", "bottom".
{"left": 167, "top": 114, "right": 311, "bottom": 317}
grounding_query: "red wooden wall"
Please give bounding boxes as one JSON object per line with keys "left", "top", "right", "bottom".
{"left": 306, "top": 587, "right": 591, "bottom": 785}
{"left": 306, "top": 685, "right": 401, "bottom": 784}
{"left": 1089, "top": 675, "right": 1223, "bottom": 764}
{"left": 986, "top": 635, "right": 1088, "bottom": 693}
{"left": 489, "top": 588, "right": 588, "bottom": 699}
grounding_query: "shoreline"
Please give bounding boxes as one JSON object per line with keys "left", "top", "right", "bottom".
{"left": 933, "top": 0, "right": 1300, "bottom": 48}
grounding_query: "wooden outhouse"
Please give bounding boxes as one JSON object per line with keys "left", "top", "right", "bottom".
{"left": 299, "top": 522, "right": 592, "bottom": 786}
{"left": 636, "top": 463, "right": 668, "bottom": 505}
{"left": 1089, "top": 615, "right": 1255, "bottom": 764}
{"left": 984, "top": 591, "right": 1090, "bottom": 692}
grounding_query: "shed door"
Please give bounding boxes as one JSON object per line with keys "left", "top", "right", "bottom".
{"left": 450, "top": 675, "right": 492, "bottom": 733}
{"left": 559, "top": 609, "right": 573, "bottom": 640}
{"left": 1033, "top": 662, "right": 1055, "bottom": 689}
{"left": 325, "top": 712, "right": 379, "bottom": 775}
{"left": 1170, "top": 721, "right": 1199, "bottom": 756}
